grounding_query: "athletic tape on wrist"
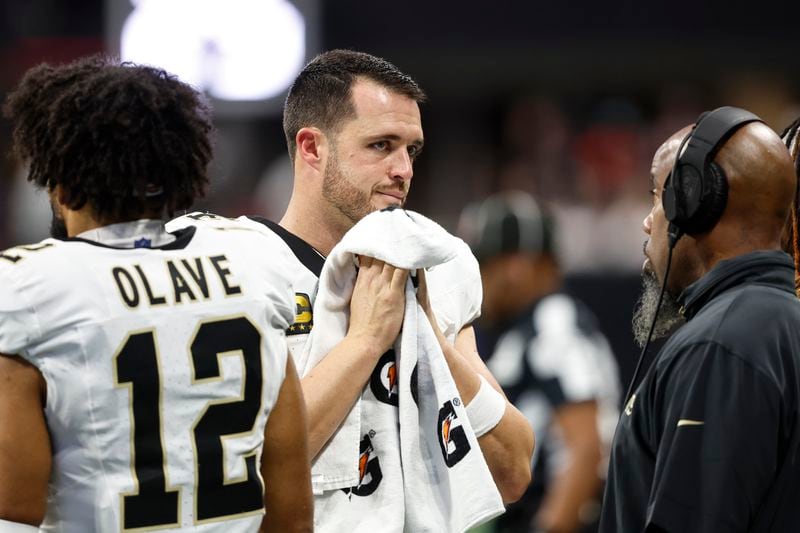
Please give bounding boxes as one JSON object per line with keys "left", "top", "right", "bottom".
{"left": 465, "top": 374, "right": 506, "bottom": 437}
{"left": 0, "top": 519, "right": 40, "bottom": 533}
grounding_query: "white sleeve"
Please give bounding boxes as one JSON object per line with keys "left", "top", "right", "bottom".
{"left": 166, "top": 212, "right": 278, "bottom": 237}
{"left": 250, "top": 232, "right": 297, "bottom": 332}
{"left": 528, "top": 295, "right": 615, "bottom": 403}
{"left": 0, "top": 263, "right": 41, "bottom": 355}
{"left": 0, "top": 518, "right": 42, "bottom": 532}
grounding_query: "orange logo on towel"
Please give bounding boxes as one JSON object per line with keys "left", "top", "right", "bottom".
{"left": 437, "top": 400, "right": 471, "bottom": 468}
{"left": 342, "top": 432, "right": 383, "bottom": 498}
{"left": 369, "top": 350, "right": 399, "bottom": 406}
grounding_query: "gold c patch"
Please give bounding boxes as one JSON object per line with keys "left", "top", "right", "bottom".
{"left": 287, "top": 292, "right": 313, "bottom": 335}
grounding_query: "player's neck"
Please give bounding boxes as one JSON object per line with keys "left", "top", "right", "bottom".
{"left": 63, "top": 207, "right": 162, "bottom": 238}
{"left": 279, "top": 207, "right": 344, "bottom": 257}
{"left": 62, "top": 209, "right": 106, "bottom": 237}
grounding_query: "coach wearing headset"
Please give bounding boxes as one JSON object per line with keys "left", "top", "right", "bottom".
{"left": 599, "top": 107, "right": 800, "bottom": 533}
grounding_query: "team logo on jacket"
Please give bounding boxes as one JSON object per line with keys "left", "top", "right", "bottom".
{"left": 369, "top": 350, "right": 398, "bottom": 406}
{"left": 342, "top": 432, "right": 382, "bottom": 498}
{"left": 437, "top": 399, "right": 471, "bottom": 467}
{"left": 287, "top": 292, "right": 313, "bottom": 335}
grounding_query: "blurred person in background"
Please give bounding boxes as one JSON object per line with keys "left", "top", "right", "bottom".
{"left": 601, "top": 108, "right": 800, "bottom": 532}
{"left": 0, "top": 56, "right": 313, "bottom": 532}
{"left": 460, "top": 191, "right": 620, "bottom": 533}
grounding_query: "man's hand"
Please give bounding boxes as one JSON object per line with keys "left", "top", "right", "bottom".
{"left": 347, "top": 256, "right": 409, "bottom": 353}
{"left": 301, "top": 255, "right": 408, "bottom": 459}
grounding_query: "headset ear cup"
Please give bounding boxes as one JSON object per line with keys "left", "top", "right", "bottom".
{"left": 663, "top": 172, "right": 680, "bottom": 224}
{"left": 684, "top": 162, "right": 729, "bottom": 234}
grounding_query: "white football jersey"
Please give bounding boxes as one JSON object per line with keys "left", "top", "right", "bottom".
{"left": 0, "top": 219, "right": 296, "bottom": 532}
{"left": 170, "top": 214, "right": 483, "bottom": 533}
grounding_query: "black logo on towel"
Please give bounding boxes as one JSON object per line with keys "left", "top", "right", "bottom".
{"left": 437, "top": 400, "right": 471, "bottom": 467}
{"left": 370, "top": 350, "right": 399, "bottom": 406}
{"left": 342, "top": 433, "right": 382, "bottom": 498}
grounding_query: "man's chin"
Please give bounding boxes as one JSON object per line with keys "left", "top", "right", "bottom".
{"left": 372, "top": 197, "right": 404, "bottom": 212}
{"left": 50, "top": 217, "right": 69, "bottom": 239}
{"left": 632, "top": 267, "right": 684, "bottom": 347}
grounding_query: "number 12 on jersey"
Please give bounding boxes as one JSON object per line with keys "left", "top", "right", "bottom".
{"left": 114, "top": 316, "right": 265, "bottom": 530}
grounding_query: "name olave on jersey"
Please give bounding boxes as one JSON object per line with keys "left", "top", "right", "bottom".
{"left": 111, "top": 254, "right": 242, "bottom": 308}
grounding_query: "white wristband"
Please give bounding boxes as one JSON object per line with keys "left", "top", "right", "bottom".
{"left": 0, "top": 519, "right": 40, "bottom": 533}
{"left": 465, "top": 374, "right": 506, "bottom": 437}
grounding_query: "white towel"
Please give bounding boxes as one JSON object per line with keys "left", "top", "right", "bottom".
{"left": 298, "top": 208, "right": 504, "bottom": 530}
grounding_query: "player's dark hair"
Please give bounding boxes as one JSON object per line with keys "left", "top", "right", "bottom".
{"left": 780, "top": 118, "right": 800, "bottom": 295}
{"left": 3, "top": 55, "right": 213, "bottom": 221}
{"left": 283, "top": 49, "right": 426, "bottom": 162}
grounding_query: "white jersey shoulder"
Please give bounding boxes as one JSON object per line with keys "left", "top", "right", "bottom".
{"left": 0, "top": 226, "right": 295, "bottom": 532}
{"left": 167, "top": 211, "right": 275, "bottom": 235}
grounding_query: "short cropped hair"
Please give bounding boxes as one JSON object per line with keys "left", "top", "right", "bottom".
{"left": 3, "top": 55, "right": 213, "bottom": 221}
{"left": 283, "top": 49, "right": 426, "bottom": 161}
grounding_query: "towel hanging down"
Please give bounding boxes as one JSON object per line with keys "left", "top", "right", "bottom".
{"left": 298, "top": 207, "right": 504, "bottom": 532}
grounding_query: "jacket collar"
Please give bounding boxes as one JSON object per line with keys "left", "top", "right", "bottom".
{"left": 678, "top": 250, "right": 795, "bottom": 320}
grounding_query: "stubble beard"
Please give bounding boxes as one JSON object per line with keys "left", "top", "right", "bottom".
{"left": 631, "top": 265, "right": 685, "bottom": 347}
{"left": 49, "top": 200, "right": 68, "bottom": 239}
{"left": 321, "top": 149, "right": 377, "bottom": 225}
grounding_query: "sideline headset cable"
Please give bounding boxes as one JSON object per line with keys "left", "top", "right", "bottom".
{"left": 622, "top": 132, "right": 691, "bottom": 406}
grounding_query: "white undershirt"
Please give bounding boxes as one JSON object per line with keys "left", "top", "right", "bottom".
{"left": 76, "top": 219, "right": 176, "bottom": 248}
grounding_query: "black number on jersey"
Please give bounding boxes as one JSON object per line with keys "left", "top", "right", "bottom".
{"left": 114, "top": 317, "right": 264, "bottom": 530}
{"left": 0, "top": 242, "right": 54, "bottom": 263}
{"left": 191, "top": 318, "right": 264, "bottom": 520}
{"left": 115, "top": 332, "right": 180, "bottom": 530}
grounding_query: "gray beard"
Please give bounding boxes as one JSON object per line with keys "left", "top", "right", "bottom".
{"left": 631, "top": 267, "right": 685, "bottom": 347}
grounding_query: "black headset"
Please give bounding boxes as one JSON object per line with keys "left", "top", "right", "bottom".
{"left": 623, "top": 106, "right": 764, "bottom": 405}
{"left": 662, "top": 106, "right": 763, "bottom": 246}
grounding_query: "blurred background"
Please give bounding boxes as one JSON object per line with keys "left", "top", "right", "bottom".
{"left": 2, "top": 0, "right": 800, "bottom": 403}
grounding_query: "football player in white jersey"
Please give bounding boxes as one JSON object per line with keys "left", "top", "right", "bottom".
{"left": 0, "top": 57, "right": 312, "bottom": 532}
{"left": 196, "top": 50, "right": 533, "bottom": 531}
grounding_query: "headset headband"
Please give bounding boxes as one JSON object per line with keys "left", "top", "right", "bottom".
{"left": 679, "top": 106, "right": 762, "bottom": 179}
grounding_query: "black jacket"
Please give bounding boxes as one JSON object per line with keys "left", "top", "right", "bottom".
{"left": 600, "top": 250, "right": 800, "bottom": 533}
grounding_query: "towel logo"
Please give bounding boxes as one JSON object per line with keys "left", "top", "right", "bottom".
{"left": 341, "top": 433, "right": 382, "bottom": 498}
{"left": 287, "top": 292, "right": 313, "bottom": 335}
{"left": 437, "top": 400, "right": 471, "bottom": 467}
{"left": 369, "top": 350, "right": 399, "bottom": 406}
{"left": 410, "top": 364, "right": 419, "bottom": 406}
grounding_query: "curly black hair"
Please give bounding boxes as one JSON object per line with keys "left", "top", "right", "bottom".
{"left": 3, "top": 55, "right": 213, "bottom": 221}
{"left": 283, "top": 49, "right": 426, "bottom": 162}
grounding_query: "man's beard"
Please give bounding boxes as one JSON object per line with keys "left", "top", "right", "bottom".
{"left": 321, "top": 148, "right": 404, "bottom": 225}
{"left": 631, "top": 266, "right": 685, "bottom": 347}
{"left": 50, "top": 202, "right": 68, "bottom": 239}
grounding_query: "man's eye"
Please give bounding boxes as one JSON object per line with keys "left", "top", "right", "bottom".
{"left": 408, "top": 145, "right": 420, "bottom": 158}
{"left": 371, "top": 141, "right": 389, "bottom": 151}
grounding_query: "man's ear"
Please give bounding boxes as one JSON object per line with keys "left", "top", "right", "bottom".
{"left": 296, "top": 127, "right": 328, "bottom": 174}
{"left": 50, "top": 184, "right": 68, "bottom": 209}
